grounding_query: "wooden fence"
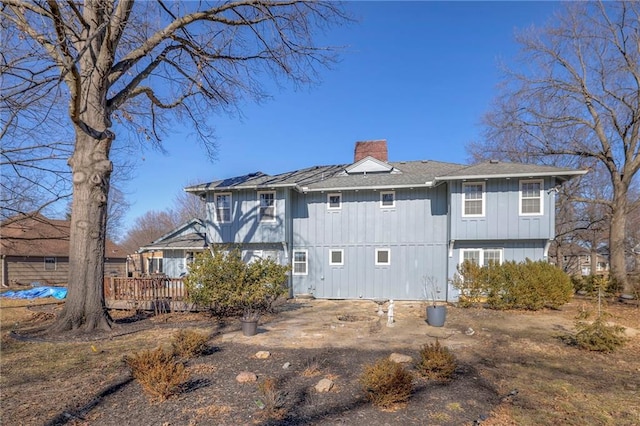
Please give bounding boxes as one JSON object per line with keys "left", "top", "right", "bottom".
{"left": 104, "top": 276, "right": 196, "bottom": 311}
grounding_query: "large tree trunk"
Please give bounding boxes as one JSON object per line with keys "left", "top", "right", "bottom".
{"left": 610, "top": 183, "right": 630, "bottom": 294}
{"left": 49, "top": 128, "right": 114, "bottom": 333}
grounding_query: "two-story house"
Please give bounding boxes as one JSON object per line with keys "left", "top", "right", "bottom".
{"left": 185, "top": 140, "right": 586, "bottom": 301}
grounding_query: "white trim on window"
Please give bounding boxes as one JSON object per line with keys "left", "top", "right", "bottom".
{"left": 462, "top": 182, "right": 485, "bottom": 217}
{"left": 329, "top": 249, "right": 344, "bottom": 266}
{"left": 459, "top": 248, "right": 503, "bottom": 266}
{"left": 327, "top": 193, "right": 342, "bottom": 210}
{"left": 375, "top": 248, "right": 391, "bottom": 266}
{"left": 292, "top": 250, "right": 308, "bottom": 275}
{"left": 380, "top": 191, "right": 395, "bottom": 208}
{"left": 519, "top": 179, "right": 543, "bottom": 215}
{"left": 258, "top": 191, "right": 276, "bottom": 222}
{"left": 214, "top": 192, "right": 232, "bottom": 223}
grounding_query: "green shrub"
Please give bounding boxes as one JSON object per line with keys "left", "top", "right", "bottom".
{"left": 573, "top": 317, "right": 627, "bottom": 352}
{"left": 360, "top": 357, "right": 413, "bottom": 409}
{"left": 124, "top": 347, "right": 190, "bottom": 401}
{"left": 572, "top": 275, "right": 619, "bottom": 296}
{"left": 184, "top": 248, "right": 290, "bottom": 317}
{"left": 453, "top": 259, "right": 573, "bottom": 310}
{"left": 415, "top": 339, "right": 456, "bottom": 381}
{"left": 170, "top": 329, "right": 210, "bottom": 359}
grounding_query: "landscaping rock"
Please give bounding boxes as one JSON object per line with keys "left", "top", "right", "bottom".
{"left": 315, "top": 378, "right": 334, "bottom": 392}
{"left": 282, "top": 362, "right": 291, "bottom": 369}
{"left": 236, "top": 371, "right": 257, "bottom": 383}
{"left": 389, "top": 353, "right": 413, "bottom": 364}
{"left": 255, "top": 351, "right": 271, "bottom": 359}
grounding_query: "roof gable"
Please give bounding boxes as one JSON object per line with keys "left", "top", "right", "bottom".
{"left": 345, "top": 156, "right": 395, "bottom": 174}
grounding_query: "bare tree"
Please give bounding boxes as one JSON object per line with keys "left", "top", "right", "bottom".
{"left": 1, "top": 0, "right": 348, "bottom": 332}
{"left": 118, "top": 210, "right": 179, "bottom": 256}
{"left": 470, "top": 1, "right": 640, "bottom": 294}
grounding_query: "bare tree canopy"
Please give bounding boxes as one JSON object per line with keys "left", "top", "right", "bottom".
{"left": 0, "top": 0, "right": 348, "bottom": 333}
{"left": 469, "top": 1, "right": 640, "bottom": 293}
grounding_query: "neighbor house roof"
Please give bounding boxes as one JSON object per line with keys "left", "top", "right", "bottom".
{"left": 185, "top": 157, "right": 586, "bottom": 195}
{"left": 0, "top": 213, "right": 127, "bottom": 258}
{"left": 138, "top": 218, "right": 208, "bottom": 252}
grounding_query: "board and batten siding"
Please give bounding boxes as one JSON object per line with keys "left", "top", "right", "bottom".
{"left": 206, "top": 189, "right": 286, "bottom": 244}
{"left": 290, "top": 186, "right": 449, "bottom": 300}
{"left": 449, "top": 178, "right": 556, "bottom": 241}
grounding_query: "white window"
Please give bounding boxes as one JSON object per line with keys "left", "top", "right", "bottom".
{"left": 380, "top": 191, "right": 395, "bottom": 208}
{"left": 292, "top": 250, "right": 308, "bottom": 275}
{"left": 462, "top": 182, "right": 485, "bottom": 217}
{"left": 215, "top": 193, "right": 232, "bottom": 223}
{"left": 375, "top": 248, "right": 390, "bottom": 266}
{"left": 460, "top": 248, "right": 503, "bottom": 266}
{"left": 148, "top": 257, "right": 163, "bottom": 274}
{"left": 259, "top": 191, "right": 276, "bottom": 222}
{"left": 520, "top": 179, "right": 543, "bottom": 215}
{"left": 44, "top": 257, "right": 56, "bottom": 271}
{"left": 329, "top": 249, "right": 344, "bottom": 266}
{"left": 327, "top": 193, "right": 342, "bottom": 210}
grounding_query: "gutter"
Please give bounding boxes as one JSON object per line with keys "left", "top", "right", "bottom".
{"left": 434, "top": 169, "right": 587, "bottom": 182}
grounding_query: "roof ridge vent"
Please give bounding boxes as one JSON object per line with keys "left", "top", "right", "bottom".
{"left": 489, "top": 159, "right": 500, "bottom": 164}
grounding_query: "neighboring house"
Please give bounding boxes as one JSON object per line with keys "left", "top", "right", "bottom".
{"left": 137, "top": 218, "right": 208, "bottom": 278}
{"left": 0, "top": 213, "right": 127, "bottom": 287}
{"left": 550, "top": 243, "right": 610, "bottom": 276}
{"left": 185, "top": 140, "right": 586, "bottom": 301}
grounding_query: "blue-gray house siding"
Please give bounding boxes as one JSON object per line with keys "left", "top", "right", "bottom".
{"left": 185, "top": 141, "right": 586, "bottom": 302}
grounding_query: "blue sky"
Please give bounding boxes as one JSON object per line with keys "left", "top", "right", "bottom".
{"left": 121, "top": 1, "right": 561, "bottom": 231}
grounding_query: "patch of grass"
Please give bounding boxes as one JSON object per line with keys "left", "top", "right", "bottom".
{"left": 124, "top": 347, "right": 190, "bottom": 402}
{"left": 360, "top": 357, "right": 413, "bottom": 409}
{"left": 301, "top": 355, "right": 323, "bottom": 377}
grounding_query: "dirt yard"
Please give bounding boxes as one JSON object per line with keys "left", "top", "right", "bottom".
{"left": 1, "top": 296, "right": 638, "bottom": 425}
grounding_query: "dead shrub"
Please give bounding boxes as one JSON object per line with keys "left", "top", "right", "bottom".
{"left": 416, "top": 339, "right": 456, "bottom": 381}
{"left": 257, "top": 377, "right": 288, "bottom": 419}
{"left": 170, "top": 329, "right": 209, "bottom": 359}
{"left": 301, "top": 356, "right": 323, "bottom": 377}
{"left": 359, "top": 357, "right": 413, "bottom": 409}
{"left": 124, "top": 347, "right": 190, "bottom": 402}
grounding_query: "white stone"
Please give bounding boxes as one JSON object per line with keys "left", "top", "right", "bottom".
{"left": 255, "top": 351, "right": 271, "bottom": 359}
{"left": 389, "top": 353, "right": 413, "bottom": 364}
{"left": 315, "top": 378, "right": 334, "bottom": 393}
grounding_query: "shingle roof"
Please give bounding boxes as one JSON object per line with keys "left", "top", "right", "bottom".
{"left": 139, "top": 233, "right": 208, "bottom": 251}
{"left": 184, "top": 159, "right": 585, "bottom": 194}
{"left": 0, "top": 214, "right": 127, "bottom": 258}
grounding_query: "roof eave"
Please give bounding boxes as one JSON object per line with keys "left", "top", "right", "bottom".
{"left": 434, "top": 170, "right": 588, "bottom": 182}
{"left": 298, "top": 181, "right": 436, "bottom": 193}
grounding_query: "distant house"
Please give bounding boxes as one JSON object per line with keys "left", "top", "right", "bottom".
{"left": 0, "top": 214, "right": 127, "bottom": 287}
{"left": 185, "top": 140, "right": 587, "bottom": 301}
{"left": 136, "top": 218, "right": 208, "bottom": 278}
{"left": 551, "top": 244, "right": 610, "bottom": 276}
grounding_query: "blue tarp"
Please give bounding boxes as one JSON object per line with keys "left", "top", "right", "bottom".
{"left": 0, "top": 286, "right": 67, "bottom": 300}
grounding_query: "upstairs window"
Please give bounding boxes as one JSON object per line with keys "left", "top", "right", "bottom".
{"left": 380, "top": 191, "right": 395, "bottom": 208}
{"left": 328, "top": 193, "right": 342, "bottom": 210}
{"left": 259, "top": 191, "right": 276, "bottom": 222}
{"left": 462, "top": 182, "right": 485, "bottom": 217}
{"left": 292, "top": 250, "right": 308, "bottom": 275}
{"left": 520, "top": 179, "right": 543, "bottom": 215}
{"left": 215, "top": 193, "right": 232, "bottom": 223}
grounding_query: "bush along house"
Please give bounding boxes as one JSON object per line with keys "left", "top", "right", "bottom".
{"left": 184, "top": 140, "right": 586, "bottom": 302}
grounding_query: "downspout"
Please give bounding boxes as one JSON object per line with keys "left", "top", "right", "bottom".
{"left": 1, "top": 254, "right": 6, "bottom": 287}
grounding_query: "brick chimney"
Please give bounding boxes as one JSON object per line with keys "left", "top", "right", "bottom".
{"left": 354, "top": 140, "right": 388, "bottom": 163}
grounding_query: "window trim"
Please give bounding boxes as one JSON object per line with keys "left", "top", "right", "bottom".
{"left": 214, "top": 192, "right": 232, "bottom": 223}
{"left": 44, "top": 257, "right": 56, "bottom": 271}
{"left": 519, "top": 179, "right": 544, "bottom": 216}
{"left": 459, "top": 248, "right": 503, "bottom": 266}
{"left": 380, "top": 191, "right": 395, "bottom": 208}
{"left": 292, "top": 249, "right": 308, "bottom": 276}
{"left": 258, "top": 191, "right": 276, "bottom": 222}
{"left": 327, "top": 193, "right": 342, "bottom": 210}
{"left": 329, "top": 249, "right": 344, "bottom": 266}
{"left": 375, "top": 248, "right": 391, "bottom": 266}
{"left": 462, "top": 182, "right": 485, "bottom": 217}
